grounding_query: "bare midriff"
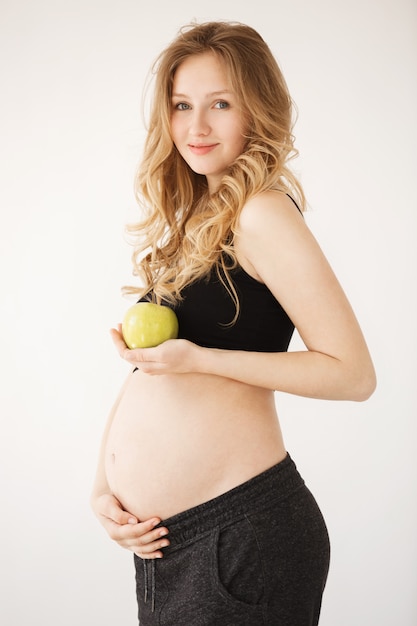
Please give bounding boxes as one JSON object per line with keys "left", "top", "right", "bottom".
{"left": 104, "top": 370, "right": 286, "bottom": 521}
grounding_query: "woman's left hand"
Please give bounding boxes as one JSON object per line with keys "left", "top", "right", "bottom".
{"left": 110, "top": 325, "right": 201, "bottom": 375}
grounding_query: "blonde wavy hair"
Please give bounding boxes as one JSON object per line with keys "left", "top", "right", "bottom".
{"left": 124, "top": 21, "right": 305, "bottom": 309}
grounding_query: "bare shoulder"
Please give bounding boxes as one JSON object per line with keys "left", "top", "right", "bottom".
{"left": 235, "top": 190, "right": 309, "bottom": 279}
{"left": 238, "top": 190, "right": 304, "bottom": 235}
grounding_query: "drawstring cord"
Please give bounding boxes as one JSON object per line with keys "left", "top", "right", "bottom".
{"left": 143, "top": 559, "right": 156, "bottom": 612}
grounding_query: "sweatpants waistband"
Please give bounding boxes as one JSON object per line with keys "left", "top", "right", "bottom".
{"left": 158, "top": 452, "right": 304, "bottom": 554}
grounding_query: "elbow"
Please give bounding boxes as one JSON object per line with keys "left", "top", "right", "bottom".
{"left": 349, "top": 364, "right": 377, "bottom": 402}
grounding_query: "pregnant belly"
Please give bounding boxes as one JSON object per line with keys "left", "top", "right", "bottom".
{"left": 104, "top": 371, "right": 285, "bottom": 521}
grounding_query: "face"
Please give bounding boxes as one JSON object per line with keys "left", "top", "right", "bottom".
{"left": 170, "top": 52, "right": 247, "bottom": 193}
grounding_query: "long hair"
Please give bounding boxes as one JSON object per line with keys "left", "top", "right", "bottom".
{"left": 124, "top": 21, "right": 305, "bottom": 308}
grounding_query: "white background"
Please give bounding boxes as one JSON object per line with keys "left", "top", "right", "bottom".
{"left": 1, "top": 0, "right": 416, "bottom": 624}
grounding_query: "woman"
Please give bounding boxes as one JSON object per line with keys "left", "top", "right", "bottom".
{"left": 91, "top": 21, "right": 376, "bottom": 625}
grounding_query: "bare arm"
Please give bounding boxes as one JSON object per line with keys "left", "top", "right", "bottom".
{"left": 197, "top": 192, "right": 376, "bottom": 400}
{"left": 110, "top": 192, "right": 376, "bottom": 401}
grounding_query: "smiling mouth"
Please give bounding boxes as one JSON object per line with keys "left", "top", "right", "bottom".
{"left": 188, "top": 143, "right": 218, "bottom": 155}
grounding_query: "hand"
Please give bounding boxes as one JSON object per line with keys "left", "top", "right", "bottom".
{"left": 92, "top": 493, "right": 170, "bottom": 559}
{"left": 110, "top": 324, "right": 200, "bottom": 375}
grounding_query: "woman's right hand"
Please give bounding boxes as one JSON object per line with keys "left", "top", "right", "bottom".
{"left": 92, "top": 493, "right": 170, "bottom": 559}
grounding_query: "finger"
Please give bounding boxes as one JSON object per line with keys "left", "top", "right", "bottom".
{"left": 134, "top": 535, "right": 170, "bottom": 555}
{"left": 118, "top": 521, "right": 168, "bottom": 543}
{"left": 111, "top": 518, "right": 164, "bottom": 544}
{"left": 110, "top": 329, "right": 147, "bottom": 364}
{"left": 134, "top": 538, "right": 170, "bottom": 559}
{"left": 100, "top": 496, "right": 140, "bottom": 526}
{"left": 108, "top": 507, "right": 138, "bottom": 526}
{"left": 110, "top": 326, "right": 123, "bottom": 340}
{"left": 138, "top": 550, "right": 164, "bottom": 560}
{"left": 113, "top": 529, "right": 169, "bottom": 557}
{"left": 138, "top": 525, "right": 169, "bottom": 544}
{"left": 110, "top": 328, "right": 128, "bottom": 353}
{"left": 116, "top": 523, "right": 169, "bottom": 551}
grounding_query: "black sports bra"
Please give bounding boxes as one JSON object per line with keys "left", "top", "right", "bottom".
{"left": 171, "top": 264, "right": 294, "bottom": 353}
{"left": 140, "top": 195, "right": 300, "bottom": 353}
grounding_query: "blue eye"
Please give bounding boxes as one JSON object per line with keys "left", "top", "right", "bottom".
{"left": 215, "top": 101, "right": 229, "bottom": 109}
{"left": 175, "top": 102, "right": 190, "bottom": 111}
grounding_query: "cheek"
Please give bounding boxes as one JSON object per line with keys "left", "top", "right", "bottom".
{"left": 228, "top": 119, "right": 248, "bottom": 154}
{"left": 238, "top": 133, "right": 247, "bottom": 151}
{"left": 231, "top": 132, "right": 247, "bottom": 157}
{"left": 170, "top": 117, "right": 182, "bottom": 143}
{"left": 170, "top": 125, "right": 177, "bottom": 145}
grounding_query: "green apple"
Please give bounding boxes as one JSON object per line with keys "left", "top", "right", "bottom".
{"left": 122, "top": 302, "right": 179, "bottom": 349}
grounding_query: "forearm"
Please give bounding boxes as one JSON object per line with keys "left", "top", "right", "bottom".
{"left": 197, "top": 346, "right": 375, "bottom": 402}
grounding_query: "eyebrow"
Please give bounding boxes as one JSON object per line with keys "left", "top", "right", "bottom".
{"left": 171, "top": 90, "right": 232, "bottom": 99}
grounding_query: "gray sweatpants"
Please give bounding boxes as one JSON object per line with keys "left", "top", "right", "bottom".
{"left": 134, "top": 453, "right": 330, "bottom": 625}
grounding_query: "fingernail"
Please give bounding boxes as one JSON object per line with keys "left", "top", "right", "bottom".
{"left": 159, "top": 529, "right": 167, "bottom": 537}
{"left": 128, "top": 517, "right": 137, "bottom": 524}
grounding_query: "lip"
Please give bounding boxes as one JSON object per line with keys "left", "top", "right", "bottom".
{"left": 188, "top": 143, "right": 218, "bottom": 155}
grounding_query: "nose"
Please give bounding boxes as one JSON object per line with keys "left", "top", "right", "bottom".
{"left": 189, "top": 108, "right": 210, "bottom": 136}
